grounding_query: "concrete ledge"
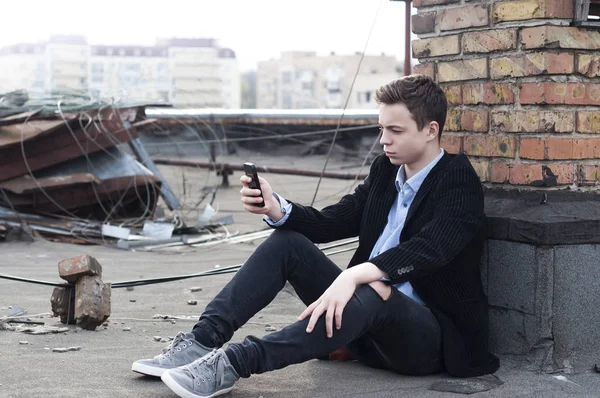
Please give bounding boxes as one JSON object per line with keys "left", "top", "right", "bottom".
{"left": 484, "top": 188, "right": 600, "bottom": 245}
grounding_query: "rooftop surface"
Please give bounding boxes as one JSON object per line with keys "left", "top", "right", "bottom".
{"left": 2, "top": 154, "right": 600, "bottom": 397}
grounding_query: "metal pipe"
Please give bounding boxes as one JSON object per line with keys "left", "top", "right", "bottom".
{"left": 405, "top": 0, "right": 412, "bottom": 76}
{"left": 152, "top": 159, "right": 369, "bottom": 180}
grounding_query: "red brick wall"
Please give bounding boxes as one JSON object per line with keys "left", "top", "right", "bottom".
{"left": 412, "top": 0, "right": 600, "bottom": 187}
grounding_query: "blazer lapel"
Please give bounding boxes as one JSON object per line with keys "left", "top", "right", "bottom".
{"left": 405, "top": 152, "right": 452, "bottom": 226}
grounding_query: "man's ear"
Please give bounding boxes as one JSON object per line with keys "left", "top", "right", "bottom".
{"left": 426, "top": 121, "right": 439, "bottom": 142}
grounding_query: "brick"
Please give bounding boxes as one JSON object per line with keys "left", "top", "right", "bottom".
{"left": 521, "top": 26, "right": 600, "bottom": 50}
{"left": 75, "top": 275, "right": 111, "bottom": 330}
{"left": 413, "top": 35, "right": 461, "bottom": 58}
{"left": 463, "top": 83, "right": 514, "bottom": 105}
{"left": 50, "top": 286, "right": 76, "bottom": 325}
{"left": 545, "top": 53, "right": 576, "bottom": 74}
{"left": 508, "top": 163, "right": 574, "bottom": 185}
{"left": 509, "top": 163, "right": 541, "bottom": 185}
{"left": 574, "top": 138, "right": 600, "bottom": 159}
{"left": 547, "top": 138, "right": 573, "bottom": 159}
{"left": 519, "top": 137, "right": 547, "bottom": 159}
{"left": 412, "top": 12, "right": 436, "bottom": 34}
{"left": 579, "top": 165, "right": 600, "bottom": 186}
{"left": 413, "top": 63, "right": 435, "bottom": 79}
{"left": 414, "top": 0, "right": 458, "bottom": 7}
{"left": 520, "top": 137, "right": 575, "bottom": 159}
{"left": 444, "top": 110, "right": 488, "bottom": 132}
{"left": 58, "top": 254, "right": 102, "bottom": 283}
{"left": 463, "top": 29, "right": 517, "bottom": 54}
{"left": 464, "top": 135, "right": 516, "bottom": 158}
{"left": 490, "top": 52, "right": 573, "bottom": 79}
{"left": 438, "top": 59, "right": 488, "bottom": 82}
{"left": 491, "top": 162, "right": 510, "bottom": 183}
{"left": 577, "top": 111, "right": 600, "bottom": 133}
{"left": 441, "top": 135, "right": 463, "bottom": 153}
{"left": 543, "top": 164, "right": 575, "bottom": 184}
{"left": 470, "top": 159, "right": 490, "bottom": 181}
{"left": 491, "top": 110, "right": 574, "bottom": 133}
{"left": 493, "top": 0, "right": 573, "bottom": 22}
{"left": 440, "top": 5, "right": 489, "bottom": 31}
{"left": 519, "top": 82, "right": 600, "bottom": 105}
{"left": 461, "top": 110, "right": 489, "bottom": 132}
{"left": 577, "top": 54, "right": 600, "bottom": 78}
{"left": 445, "top": 109, "right": 462, "bottom": 132}
{"left": 442, "top": 85, "right": 462, "bottom": 105}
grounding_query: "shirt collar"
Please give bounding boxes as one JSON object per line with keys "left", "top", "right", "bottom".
{"left": 396, "top": 149, "right": 445, "bottom": 194}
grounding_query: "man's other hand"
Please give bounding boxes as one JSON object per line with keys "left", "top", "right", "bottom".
{"left": 298, "top": 271, "right": 357, "bottom": 338}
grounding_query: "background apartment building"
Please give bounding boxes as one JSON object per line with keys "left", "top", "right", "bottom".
{"left": 0, "top": 35, "right": 240, "bottom": 109}
{"left": 256, "top": 51, "right": 400, "bottom": 109}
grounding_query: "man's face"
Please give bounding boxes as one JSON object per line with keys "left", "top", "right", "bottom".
{"left": 378, "top": 102, "right": 434, "bottom": 166}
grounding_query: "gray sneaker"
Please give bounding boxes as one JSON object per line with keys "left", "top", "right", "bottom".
{"left": 132, "top": 332, "right": 212, "bottom": 377}
{"left": 161, "top": 348, "right": 240, "bottom": 398}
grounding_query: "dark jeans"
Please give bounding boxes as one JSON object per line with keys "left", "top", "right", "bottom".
{"left": 192, "top": 230, "right": 442, "bottom": 378}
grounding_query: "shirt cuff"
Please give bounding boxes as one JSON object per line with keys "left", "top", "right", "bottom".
{"left": 263, "top": 192, "right": 292, "bottom": 227}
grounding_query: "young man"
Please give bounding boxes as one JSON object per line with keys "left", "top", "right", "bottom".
{"left": 132, "top": 75, "right": 500, "bottom": 397}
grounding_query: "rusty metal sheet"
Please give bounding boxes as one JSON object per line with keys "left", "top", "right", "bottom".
{"left": 0, "top": 173, "right": 98, "bottom": 195}
{"left": 0, "top": 109, "right": 43, "bottom": 126}
{"left": 0, "top": 119, "right": 151, "bottom": 182}
{"left": 0, "top": 148, "right": 161, "bottom": 219}
{"left": 0, "top": 119, "right": 70, "bottom": 147}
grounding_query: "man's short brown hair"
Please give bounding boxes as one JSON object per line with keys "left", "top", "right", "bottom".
{"left": 375, "top": 75, "right": 447, "bottom": 137}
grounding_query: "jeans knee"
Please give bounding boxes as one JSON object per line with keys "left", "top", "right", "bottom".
{"left": 268, "top": 229, "right": 311, "bottom": 248}
{"left": 351, "top": 285, "right": 384, "bottom": 308}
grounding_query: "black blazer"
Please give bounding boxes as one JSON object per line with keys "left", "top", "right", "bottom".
{"left": 277, "top": 152, "right": 500, "bottom": 377}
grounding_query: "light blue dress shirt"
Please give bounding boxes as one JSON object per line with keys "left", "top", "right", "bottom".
{"left": 265, "top": 149, "right": 445, "bottom": 305}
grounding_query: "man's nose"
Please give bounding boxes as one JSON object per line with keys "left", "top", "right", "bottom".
{"left": 379, "top": 130, "right": 391, "bottom": 146}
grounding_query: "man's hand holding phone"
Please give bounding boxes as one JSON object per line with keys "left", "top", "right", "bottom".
{"left": 239, "top": 163, "right": 284, "bottom": 221}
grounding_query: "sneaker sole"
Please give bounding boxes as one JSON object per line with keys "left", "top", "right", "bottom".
{"left": 131, "top": 362, "right": 170, "bottom": 377}
{"left": 161, "top": 371, "right": 233, "bottom": 398}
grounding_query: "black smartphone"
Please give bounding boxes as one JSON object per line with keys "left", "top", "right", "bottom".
{"left": 243, "top": 162, "right": 265, "bottom": 207}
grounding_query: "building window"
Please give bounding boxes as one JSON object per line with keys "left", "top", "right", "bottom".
{"left": 282, "top": 94, "right": 292, "bottom": 108}
{"left": 91, "top": 63, "right": 104, "bottom": 74}
{"left": 365, "top": 91, "right": 372, "bottom": 102}
{"left": 121, "top": 63, "right": 141, "bottom": 72}
{"left": 281, "top": 71, "right": 292, "bottom": 84}
{"left": 574, "top": 0, "right": 600, "bottom": 26}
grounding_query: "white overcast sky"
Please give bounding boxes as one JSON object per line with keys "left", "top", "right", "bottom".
{"left": 0, "top": 0, "right": 414, "bottom": 70}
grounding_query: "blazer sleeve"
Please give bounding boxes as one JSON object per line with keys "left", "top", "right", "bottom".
{"left": 369, "top": 163, "right": 484, "bottom": 283}
{"left": 267, "top": 157, "right": 381, "bottom": 243}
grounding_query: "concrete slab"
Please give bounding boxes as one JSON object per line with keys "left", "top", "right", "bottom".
{"left": 554, "top": 244, "right": 600, "bottom": 372}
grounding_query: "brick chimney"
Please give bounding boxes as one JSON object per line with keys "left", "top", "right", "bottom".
{"left": 412, "top": 0, "right": 600, "bottom": 188}
{"left": 411, "top": 0, "right": 600, "bottom": 373}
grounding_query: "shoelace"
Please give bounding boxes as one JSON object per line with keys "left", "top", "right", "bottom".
{"left": 189, "top": 349, "right": 219, "bottom": 382}
{"left": 161, "top": 331, "right": 188, "bottom": 358}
